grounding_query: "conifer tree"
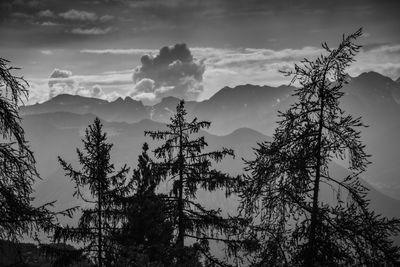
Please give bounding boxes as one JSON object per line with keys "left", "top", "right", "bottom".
{"left": 0, "top": 58, "right": 69, "bottom": 243}
{"left": 56, "top": 117, "right": 131, "bottom": 267}
{"left": 115, "top": 143, "right": 176, "bottom": 266}
{"left": 239, "top": 29, "right": 400, "bottom": 266}
{"left": 145, "top": 100, "right": 241, "bottom": 265}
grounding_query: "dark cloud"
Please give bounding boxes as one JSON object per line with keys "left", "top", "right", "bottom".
{"left": 38, "top": 9, "right": 55, "bottom": 18}
{"left": 99, "top": 14, "right": 114, "bottom": 22}
{"left": 132, "top": 43, "right": 205, "bottom": 103}
{"left": 59, "top": 9, "right": 97, "bottom": 21}
{"left": 2, "top": 0, "right": 400, "bottom": 51}
{"left": 71, "top": 27, "right": 113, "bottom": 35}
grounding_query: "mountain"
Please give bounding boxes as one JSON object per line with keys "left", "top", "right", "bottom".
{"left": 192, "top": 84, "right": 294, "bottom": 135}
{"left": 22, "top": 72, "right": 400, "bottom": 199}
{"left": 23, "top": 94, "right": 148, "bottom": 123}
{"left": 337, "top": 72, "right": 400, "bottom": 198}
{"left": 22, "top": 72, "right": 400, "bottom": 135}
{"left": 21, "top": 84, "right": 294, "bottom": 135}
{"left": 22, "top": 111, "right": 400, "bottom": 230}
{"left": 26, "top": 112, "right": 267, "bottom": 226}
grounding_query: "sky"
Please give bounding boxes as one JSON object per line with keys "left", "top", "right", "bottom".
{"left": 1, "top": 0, "right": 400, "bottom": 104}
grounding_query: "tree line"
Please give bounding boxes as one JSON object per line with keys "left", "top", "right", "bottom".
{"left": 1, "top": 29, "right": 400, "bottom": 266}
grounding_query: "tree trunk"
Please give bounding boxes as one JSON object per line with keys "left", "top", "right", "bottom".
{"left": 307, "top": 81, "right": 325, "bottom": 266}
{"left": 98, "top": 179, "right": 103, "bottom": 267}
{"left": 177, "top": 122, "right": 185, "bottom": 251}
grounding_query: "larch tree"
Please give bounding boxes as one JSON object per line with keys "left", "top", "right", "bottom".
{"left": 145, "top": 100, "right": 242, "bottom": 266}
{"left": 0, "top": 58, "right": 70, "bottom": 243}
{"left": 239, "top": 29, "right": 400, "bottom": 266}
{"left": 56, "top": 117, "right": 131, "bottom": 267}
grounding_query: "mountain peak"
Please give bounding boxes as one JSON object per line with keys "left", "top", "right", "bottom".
{"left": 114, "top": 97, "right": 124, "bottom": 103}
{"left": 48, "top": 94, "right": 107, "bottom": 105}
{"left": 161, "top": 96, "right": 181, "bottom": 103}
{"left": 228, "top": 127, "right": 267, "bottom": 139}
{"left": 124, "top": 96, "right": 137, "bottom": 103}
{"left": 111, "top": 96, "right": 143, "bottom": 106}
{"left": 51, "top": 93, "right": 79, "bottom": 101}
{"left": 355, "top": 71, "right": 391, "bottom": 82}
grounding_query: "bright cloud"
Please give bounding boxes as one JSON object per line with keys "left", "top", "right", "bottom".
{"left": 349, "top": 44, "right": 400, "bottom": 79}
{"left": 80, "top": 49, "right": 158, "bottom": 55}
{"left": 41, "top": 50, "right": 53, "bottom": 55}
{"left": 26, "top": 43, "right": 400, "bottom": 105}
{"left": 131, "top": 43, "right": 205, "bottom": 104}
{"left": 75, "top": 84, "right": 106, "bottom": 99}
{"left": 24, "top": 68, "right": 134, "bottom": 104}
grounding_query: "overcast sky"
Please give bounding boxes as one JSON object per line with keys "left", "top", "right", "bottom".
{"left": 1, "top": 0, "right": 400, "bottom": 104}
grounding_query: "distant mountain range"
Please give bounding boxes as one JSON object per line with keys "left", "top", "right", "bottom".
{"left": 21, "top": 72, "right": 400, "bottom": 136}
{"left": 22, "top": 71, "right": 400, "bottom": 199}
{"left": 22, "top": 112, "right": 400, "bottom": 226}
{"left": 21, "top": 84, "right": 294, "bottom": 135}
{"left": 25, "top": 112, "right": 268, "bottom": 226}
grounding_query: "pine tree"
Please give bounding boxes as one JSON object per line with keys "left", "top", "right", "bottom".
{"left": 115, "top": 143, "right": 176, "bottom": 266}
{"left": 56, "top": 117, "right": 131, "bottom": 267}
{"left": 0, "top": 58, "right": 68, "bottom": 243}
{"left": 145, "top": 100, "right": 241, "bottom": 265}
{"left": 239, "top": 29, "right": 400, "bottom": 266}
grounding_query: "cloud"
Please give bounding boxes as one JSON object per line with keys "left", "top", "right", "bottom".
{"left": 132, "top": 78, "right": 155, "bottom": 92}
{"left": 133, "top": 92, "right": 157, "bottom": 102}
{"left": 132, "top": 43, "right": 205, "bottom": 104}
{"left": 59, "top": 9, "right": 98, "bottom": 21}
{"left": 75, "top": 84, "right": 106, "bottom": 99}
{"left": 347, "top": 44, "right": 400, "bottom": 79}
{"left": 39, "top": 68, "right": 134, "bottom": 103}
{"left": 26, "top": 82, "right": 48, "bottom": 105}
{"left": 27, "top": 42, "right": 400, "bottom": 105}
{"left": 191, "top": 46, "right": 324, "bottom": 67}
{"left": 365, "top": 44, "right": 400, "bottom": 55}
{"left": 71, "top": 27, "right": 113, "bottom": 35}
{"left": 187, "top": 47, "right": 323, "bottom": 99}
{"left": 48, "top": 69, "right": 76, "bottom": 99}
{"left": 41, "top": 50, "right": 53, "bottom": 55}
{"left": 40, "top": 21, "right": 59, "bottom": 26}
{"left": 80, "top": 48, "right": 157, "bottom": 55}
{"left": 50, "top": 69, "right": 72, "bottom": 79}
{"left": 100, "top": 14, "right": 114, "bottom": 22}
{"left": 38, "top": 9, "right": 55, "bottom": 18}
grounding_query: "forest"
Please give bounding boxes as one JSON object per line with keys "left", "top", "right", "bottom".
{"left": 1, "top": 29, "right": 400, "bottom": 267}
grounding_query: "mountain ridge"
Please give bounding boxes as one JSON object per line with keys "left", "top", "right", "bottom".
{"left": 22, "top": 111, "right": 400, "bottom": 231}
{"left": 21, "top": 71, "right": 400, "bottom": 199}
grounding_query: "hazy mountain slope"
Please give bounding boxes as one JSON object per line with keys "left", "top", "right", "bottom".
{"left": 338, "top": 72, "right": 400, "bottom": 198}
{"left": 22, "top": 112, "right": 400, "bottom": 229}
{"left": 192, "top": 84, "right": 293, "bottom": 135}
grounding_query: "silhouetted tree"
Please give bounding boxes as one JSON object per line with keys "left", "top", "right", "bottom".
{"left": 239, "top": 29, "right": 400, "bottom": 266}
{"left": 145, "top": 100, "right": 242, "bottom": 265}
{"left": 56, "top": 118, "right": 131, "bottom": 267}
{"left": 115, "top": 143, "right": 176, "bottom": 266}
{"left": 0, "top": 58, "right": 70, "bottom": 244}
